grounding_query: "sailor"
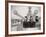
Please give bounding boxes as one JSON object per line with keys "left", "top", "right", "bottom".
{"left": 23, "top": 16, "right": 28, "bottom": 28}
{"left": 28, "top": 16, "right": 35, "bottom": 27}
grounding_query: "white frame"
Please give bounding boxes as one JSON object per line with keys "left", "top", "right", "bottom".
{"left": 8, "top": 3, "right": 43, "bottom": 34}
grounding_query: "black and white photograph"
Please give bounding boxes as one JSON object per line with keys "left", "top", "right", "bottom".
{"left": 11, "top": 5, "right": 41, "bottom": 31}
{"left": 8, "top": 2, "right": 44, "bottom": 35}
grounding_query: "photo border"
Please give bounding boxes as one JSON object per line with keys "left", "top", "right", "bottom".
{"left": 5, "top": 1, "right": 45, "bottom": 37}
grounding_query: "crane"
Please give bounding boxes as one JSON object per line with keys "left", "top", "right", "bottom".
{"left": 13, "top": 6, "right": 32, "bottom": 22}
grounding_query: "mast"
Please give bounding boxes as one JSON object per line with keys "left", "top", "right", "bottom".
{"left": 27, "top": 6, "right": 32, "bottom": 19}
